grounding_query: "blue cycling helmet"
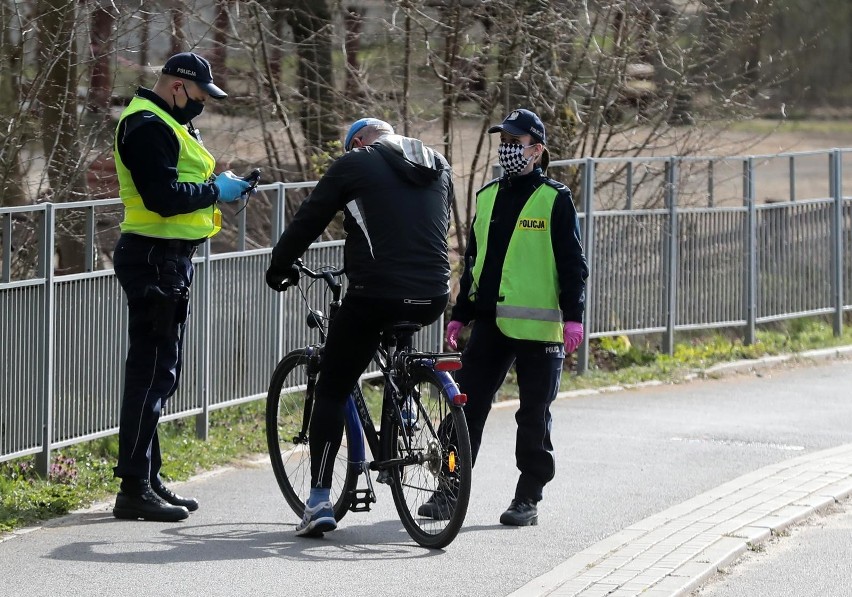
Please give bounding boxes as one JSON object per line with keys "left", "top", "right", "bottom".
{"left": 344, "top": 117, "right": 394, "bottom": 151}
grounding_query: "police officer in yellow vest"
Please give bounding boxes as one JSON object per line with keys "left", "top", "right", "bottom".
{"left": 112, "top": 52, "right": 251, "bottom": 522}
{"left": 419, "top": 109, "right": 588, "bottom": 526}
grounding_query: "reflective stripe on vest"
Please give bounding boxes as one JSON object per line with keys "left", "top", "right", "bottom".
{"left": 114, "top": 97, "right": 221, "bottom": 239}
{"left": 471, "top": 182, "right": 563, "bottom": 342}
{"left": 495, "top": 305, "right": 563, "bottom": 323}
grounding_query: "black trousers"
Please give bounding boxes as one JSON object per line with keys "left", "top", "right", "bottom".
{"left": 456, "top": 317, "right": 565, "bottom": 503}
{"left": 112, "top": 233, "right": 197, "bottom": 485}
{"left": 310, "top": 293, "right": 449, "bottom": 488}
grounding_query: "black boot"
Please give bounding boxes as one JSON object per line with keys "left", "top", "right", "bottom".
{"left": 151, "top": 480, "right": 199, "bottom": 512}
{"left": 499, "top": 498, "right": 538, "bottom": 526}
{"left": 113, "top": 479, "right": 189, "bottom": 522}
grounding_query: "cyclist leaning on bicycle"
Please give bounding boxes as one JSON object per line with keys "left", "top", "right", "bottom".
{"left": 265, "top": 117, "right": 455, "bottom": 537}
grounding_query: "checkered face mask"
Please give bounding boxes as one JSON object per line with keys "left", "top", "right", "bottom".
{"left": 498, "top": 142, "right": 534, "bottom": 175}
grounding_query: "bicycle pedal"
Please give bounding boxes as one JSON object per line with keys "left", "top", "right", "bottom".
{"left": 348, "top": 488, "right": 376, "bottom": 512}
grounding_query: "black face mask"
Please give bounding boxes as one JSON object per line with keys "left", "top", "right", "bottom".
{"left": 171, "top": 86, "right": 204, "bottom": 124}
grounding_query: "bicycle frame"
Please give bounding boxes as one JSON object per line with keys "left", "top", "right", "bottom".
{"left": 342, "top": 339, "right": 467, "bottom": 509}
{"left": 280, "top": 258, "right": 465, "bottom": 511}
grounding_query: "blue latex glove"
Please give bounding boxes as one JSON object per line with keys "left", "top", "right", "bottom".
{"left": 214, "top": 171, "right": 251, "bottom": 202}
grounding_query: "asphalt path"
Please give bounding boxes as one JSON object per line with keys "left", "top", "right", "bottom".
{"left": 3, "top": 355, "right": 852, "bottom": 597}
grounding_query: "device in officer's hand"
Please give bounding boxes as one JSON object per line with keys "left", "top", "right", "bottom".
{"left": 243, "top": 168, "right": 261, "bottom": 193}
{"left": 235, "top": 168, "right": 261, "bottom": 215}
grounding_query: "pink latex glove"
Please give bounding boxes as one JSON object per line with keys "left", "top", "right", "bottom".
{"left": 446, "top": 320, "right": 465, "bottom": 350}
{"left": 563, "top": 321, "right": 584, "bottom": 353}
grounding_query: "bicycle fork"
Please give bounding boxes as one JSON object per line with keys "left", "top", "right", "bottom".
{"left": 344, "top": 394, "right": 377, "bottom": 512}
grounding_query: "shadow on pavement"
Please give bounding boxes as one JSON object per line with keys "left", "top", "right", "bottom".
{"left": 45, "top": 515, "right": 447, "bottom": 563}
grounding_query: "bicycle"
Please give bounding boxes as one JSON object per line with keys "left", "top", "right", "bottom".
{"left": 265, "top": 259, "right": 472, "bottom": 548}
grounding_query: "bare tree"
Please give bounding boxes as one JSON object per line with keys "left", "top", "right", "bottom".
{"left": 0, "top": 0, "right": 815, "bottom": 274}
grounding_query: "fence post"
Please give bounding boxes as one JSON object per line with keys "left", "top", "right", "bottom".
{"left": 789, "top": 155, "right": 797, "bottom": 202}
{"left": 576, "top": 157, "right": 595, "bottom": 374}
{"left": 625, "top": 162, "right": 634, "bottom": 210}
{"left": 195, "top": 240, "right": 211, "bottom": 440}
{"left": 35, "top": 204, "right": 55, "bottom": 477}
{"left": 831, "top": 149, "right": 844, "bottom": 336}
{"left": 662, "top": 158, "right": 678, "bottom": 355}
{"left": 707, "top": 159, "right": 715, "bottom": 208}
{"left": 273, "top": 184, "right": 286, "bottom": 363}
{"left": 743, "top": 157, "right": 757, "bottom": 345}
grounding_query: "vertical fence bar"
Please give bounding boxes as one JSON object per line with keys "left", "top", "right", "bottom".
{"left": 743, "top": 158, "right": 756, "bottom": 345}
{"left": 625, "top": 161, "right": 633, "bottom": 210}
{"left": 707, "top": 159, "right": 715, "bottom": 208}
{"left": 577, "top": 158, "right": 595, "bottom": 374}
{"left": 195, "top": 240, "right": 211, "bottom": 440}
{"left": 84, "top": 206, "right": 95, "bottom": 272}
{"left": 789, "top": 155, "right": 796, "bottom": 202}
{"left": 831, "top": 149, "right": 844, "bottom": 336}
{"left": 662, "top": 158, "right": 679, "bottom": 355}
{"left": 36, "top": 204, "right": 55, "bottom": 476}
{"left": 1, "top": 212, "right": 11, "bottom": 282}
{"left": 273, "top": 184, "right": 286, "bottom": 362}
{"left": 237, "top": 199, "right": 247, "bottom": 252}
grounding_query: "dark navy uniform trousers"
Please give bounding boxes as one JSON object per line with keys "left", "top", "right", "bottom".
{"left": 456, "top": 317, "right": 565, "bottom": 503}
{"left": 112, "top": 233, "right": 197, "bottom": 484}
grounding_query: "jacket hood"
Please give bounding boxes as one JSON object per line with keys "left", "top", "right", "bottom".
{"left": 374, "top": 134, "right": 448, "bottom": 186}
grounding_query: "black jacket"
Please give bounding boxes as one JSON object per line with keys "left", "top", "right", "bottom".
{"left": 451, "top": 167, "right": 588, "bottom": 324}
{"left": 270, "top": 135, "right": 454, "bottom": 299}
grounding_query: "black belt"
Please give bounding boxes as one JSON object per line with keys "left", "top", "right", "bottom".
{"left": 123, "top": 233, "right": 205, "bottom": 256}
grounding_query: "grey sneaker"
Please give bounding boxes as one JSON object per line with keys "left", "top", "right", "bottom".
{"left": 499, "top": 498, "right": 538, "bottom": 526}
{"left": 295, "top": 501, "right": 337, "bottom": 537}
{"left": 417, "top": 488, "right": 457, "bottom": 520}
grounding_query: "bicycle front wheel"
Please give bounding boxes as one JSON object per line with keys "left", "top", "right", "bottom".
{"left": 265, "top": 348, "right": 357, "bottom": 522}
{"left": 384, "top": 366, "right": 472, "bottom": 549}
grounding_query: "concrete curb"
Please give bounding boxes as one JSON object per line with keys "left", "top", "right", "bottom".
{"left": 507, "top": 444, "right": 852, "bottom": 597}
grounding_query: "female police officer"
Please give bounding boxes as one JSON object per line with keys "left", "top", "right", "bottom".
{"left": 420, "top": 108, "right": 588, "bottom": 526}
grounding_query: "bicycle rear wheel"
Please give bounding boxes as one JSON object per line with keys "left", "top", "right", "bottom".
{"left": 266, "top": 348, "right": 357, "bottom": 521}
{"left": 384, "top": 366, "right": 472, "bottom": 549}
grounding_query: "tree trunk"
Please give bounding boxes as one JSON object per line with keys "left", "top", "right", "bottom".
{"left": 87, "top": 5, "right": 114, "bottom": 113}
{"left": 139, "top": 8, "right": 150, "bottom": 68}
{"left": 344, "top": 6, "right": 364, "bottom": 105}
{"left": 211, "top": 0, "right": 229, "bottom": 91}
{"left": 170, "top": 9, "right": 186, "bottom": 56}
{"left": 0, "top": 0, "right": 27, "bottom": 206}
{"left": 37, "top": 0, "right": 90, "bottom": 273}
{"left": 283, "top": 0, "right": 338, "bottom": 162}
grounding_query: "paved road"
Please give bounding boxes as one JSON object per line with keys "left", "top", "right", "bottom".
{"left": 2, "top": 352, "right": 852, "bottom": 597}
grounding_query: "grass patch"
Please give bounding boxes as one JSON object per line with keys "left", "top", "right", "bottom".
{"left": 0, "top": 401, "right": 267, "bottom": 534}
{"left": 728, "top": 118, "right": 852, "bottom": 136}
{"left": 2, "top": 317, "right": 851, "bottom": 534}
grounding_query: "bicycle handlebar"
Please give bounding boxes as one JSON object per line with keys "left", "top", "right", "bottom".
{"left": 279, "top": 258, "right": 345, "bottom": 293}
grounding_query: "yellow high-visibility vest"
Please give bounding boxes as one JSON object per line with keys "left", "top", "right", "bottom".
{"left": 114, "top": 97, "right": 221, "bottom": 239}
{"left": 470, "top": 182, "right": 563, "bottom": 342}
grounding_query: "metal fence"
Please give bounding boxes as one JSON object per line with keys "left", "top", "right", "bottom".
{"left": 2, "top": 148, "right": 852, "bottom": 471}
